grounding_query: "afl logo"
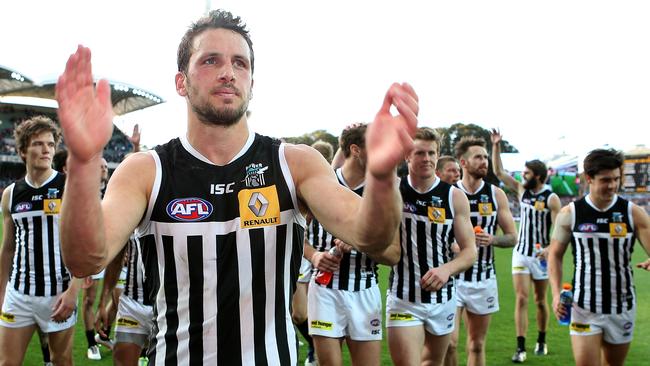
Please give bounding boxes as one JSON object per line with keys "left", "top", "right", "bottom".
{"left": 487, "top": 296, "right": 495, "bottom": 303}
{"left": 578, "top": 223, "right": 598, "bottom": 232}
{"left": 166, "top": 198, "right": 213, "bottom": 222}
{"left": 370, "top": 319, "right": 380, "bottom": 327}
{"left": 14, "top": 202, "right": 32, "bottom": 212}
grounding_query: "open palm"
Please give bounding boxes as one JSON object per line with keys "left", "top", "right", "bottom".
{"left": 366, "top": 82, "right": 419, "bottom": 179}
{"left": 56, "top": 45, "right": 114, "bottom": 162}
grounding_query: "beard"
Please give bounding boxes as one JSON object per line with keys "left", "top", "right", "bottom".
{"left": 468, "top": 166, "right": 487, "bottom": 179}
{"left": 524, "top": 176, "right": 539, "bottom": 190}
{"left": 187, "top": 81, "right": 249, "bottom": 127}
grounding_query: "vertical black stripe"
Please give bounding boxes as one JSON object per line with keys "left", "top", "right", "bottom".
{"left": 416, "top": 221, "right": 430, "bottom": 303}
{"left": 396, "top": 228, "right": 405, "bottom": 300}
{"left": 187, "top": 235, "right": 204, "bottom": 365}
{"left": 405, "top": 219, "right": 416, "bottom": 302}
{"left": 432, "top": 224, "right": 442, "bottom": 304}
{"left": 216, "top": 232, "right": 241, "bottom": 366}
{"left": 22, "top": 218, "right": 30, "bottom": 295}
{"left": 526, "top": 207, "right": 534, "bottom": 256}
{"left": 599, "top": 238, "right": 611, "bottom": 313}
{"left": 622, "top": 237, "right": 634, "bottom": 310}
{"left": 249, "top": 228, "right": 268, "bottom": 366}
{"left": 274, "top": 224, "right": 291, "bottom": 366}
{"left": 337, "top": 252, "right": 351, "bottom": 291}
{"left": 161, "top": 235, "right": 179, "bottom": 366}
{"left": 47, "top": 216, "right": 57, "bottom": 296}
{"left": 33, "top": 216, "right": 44, "bottom": 296}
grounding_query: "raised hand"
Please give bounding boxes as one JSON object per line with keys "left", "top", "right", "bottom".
{"left": 55, "top": 45, "right": 114, "bottom": 162}
{"left": 128, "top": 123, "right": 141, "bottom": 151}
{"left": 366, "top": 83, "right": 418, "bottom": 180}
{"left": 490, "top": 128, "right": 502, "bottom": 146}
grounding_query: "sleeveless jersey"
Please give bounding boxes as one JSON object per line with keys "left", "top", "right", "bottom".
{"left": 123, "top": 232, "right": 147, "bottom": 305}
{"left": 389, "top": 176, "right": 456, "bottom": 304}
{"left": 139, "top": 133, "right": 305, "bottom": 365}
{"left": 7, "top": 171, "right": 70, "bottom": 296}
{"left": 307, "top": 168, "right": 378, "bottom": 291}
{"left": 455, "top": 181, "right": 499, "bottom": 282}
{"left": 515, "top": 186, "right": 555, "bottom": 256}
{"left": 570, "top": 195, "right": 636, "bottom": 314}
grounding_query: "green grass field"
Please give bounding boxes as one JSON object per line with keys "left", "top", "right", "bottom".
{"left": 12, "top": 224, "right": 650, "bottom": 365}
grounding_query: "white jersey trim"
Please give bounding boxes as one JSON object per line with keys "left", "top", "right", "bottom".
{"left": 6, "top": 183, "right": 15, "bottom": 211}
{"left": 140, "top": 150, "right": 162, "bottom": 234}
{"left": 335, "top": 168, "right": 365, "bottom": 191}
{"left": 406, "top": 175, "right": 439, "bottom": 194}
{"left": 279, "top": 143, "right": 306, "bottom": 228}
{"left": 180, "top": 130, "right": 255, "bottom": 166}
{"left": 24, "top": 170, "right": 58, "bottom": 189}
{"left": 585, "top": 194, "right": 618, "bottom": 212}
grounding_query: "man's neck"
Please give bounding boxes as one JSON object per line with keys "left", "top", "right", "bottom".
{"left": 409, "top": 173, "right": 437, "bottom": 193}
{"left": 588, "top": 193, "right": 615, "bottom": 211}
{"left": 461, "top": 173, "right": 484, "bottom": 194}
{"left": 341, "top": 160, "right": 365, "bottom": 189}
{"left": 186, "top": 116, "right": 250, "bottom": 165}
{"left": 26, "top": 167, "right": 54, "bottom": 188}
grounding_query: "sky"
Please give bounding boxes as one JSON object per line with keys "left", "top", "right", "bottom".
{"left": 2, "top": 0, "right": 649, "bottom": 163}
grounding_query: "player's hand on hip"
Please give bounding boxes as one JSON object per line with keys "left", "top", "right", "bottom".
{"left": 55, "top": 45, "right": 114, "bottom": 162}
{"left": 366, "top": 82, "right": 418, "bottom": 180}
{"left": 51, "top": 292, "right": 77, "bottom": 322}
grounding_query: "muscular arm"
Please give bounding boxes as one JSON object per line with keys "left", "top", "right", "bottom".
{"left": 445, "top": 189, "right": 477, "bottom": 274}
{"left": 632, "top": 205, "right": 650, "bottom": 269}
{"left": 491, "top": 135, "right": 523, "bottom": 196}
{"left": 61, "top": 153, "right": 152, "bottom": 277}
{"left": 492, "top": 188, "right": 517, "bottom": 247}
{"left": 0, "top": 188, "right": 16, "bottom": 307}
{"left": 290, "top": 145, "right": 401, "bottom": 257}
{"left": 548, "top": 206, "right": 572, "bottom": 300}
{"left": 366, "top": 231, "right": 401, "bottom": 266}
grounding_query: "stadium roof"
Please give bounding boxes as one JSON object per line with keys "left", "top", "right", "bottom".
{"left": 0, "top": 79, "right": 164, "bottom": 116}
{"left": 0, "top": 65, "right": 164, "bottom": 115}
{"left": 0, "top": 65, "right": 34, "bottom": 94}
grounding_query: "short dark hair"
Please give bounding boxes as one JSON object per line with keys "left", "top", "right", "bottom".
{"left": 311, "top": 140, "right": 334, "bottom": 163}
{"left": 436, "top": 155, "right": 458, "bottom": 173}
{"left": 340, "top": 124, "right": 367, "bottom": 158}
{"left": 177, "top": 9, "right": 254, "bottom": 74}
{"left": 14, "top": 116, "right": 61, "bottom": 162}
{"left": 414, "top": 127, "right": 441, "bottom": 154}
{"left": 53, "top": 149, "right": 68, "bottom": 172}
{"left": 525, "top": 159, "right": 548, "bottom": 182}
{"left": 454, "top": 136, "right": 486, "bottom": 159}
{"left": 583, "top": 148, "right": 624, "bottom": 178}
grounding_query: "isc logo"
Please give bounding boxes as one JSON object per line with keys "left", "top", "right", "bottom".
{"left": 166, "top": 198, "right": 213, "bottom": 222}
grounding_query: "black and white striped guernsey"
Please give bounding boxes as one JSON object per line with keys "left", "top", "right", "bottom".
{"left": 570, "top": 195, "right": 636, "bottom": 314}
{"left": 123, "top": 232, "right": 147, "bottom": 305}
{"left": 7, "top": 171, "right": 70, "bottom": 296}
{"left": 455, "top": 181, "right": 499, "bottom": 282}
{"left": 389, "top": 176, "right": 456, "bottom": 304}
{"left": 138, "top": 133, "right": 305, "bottom": 365}
{"left": 307, "top": 168, "right": 378, "bottom": 291}
{"left": 515, "top": 186, "right": 554, "bottom": 257}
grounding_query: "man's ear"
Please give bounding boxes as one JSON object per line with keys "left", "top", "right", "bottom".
{"left": 175, "top": 72, "right": 187, "bottom": 97}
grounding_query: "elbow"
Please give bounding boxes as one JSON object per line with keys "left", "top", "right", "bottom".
{"left": 63, "top": 252, "right": 106, "bottom": 278}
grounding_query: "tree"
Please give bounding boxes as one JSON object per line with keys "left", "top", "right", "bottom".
{"left": 282, "top": 129, "right": 339, "bottom": 150}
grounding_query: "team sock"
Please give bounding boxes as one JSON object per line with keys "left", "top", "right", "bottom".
{"left": 296, "top": 320, "right": 314, "bottom": 349}
{"left": 537, "top": 331, "right": 546, "bottom": 344}
{"left": 517, "top": 336, "right": 526, "bottom": 351}
{"left": 41, "top": 344, "right": 51, "bottom": 363}
{"left": 86, "top": 330, "right": 97, "bottom": 347}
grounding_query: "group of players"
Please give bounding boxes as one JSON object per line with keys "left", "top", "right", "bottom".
{"left": 0, "top": 119, "right": 153, "bottom": 365}
{"left": 0, "top": 8, "right": 649, "bottom": 366}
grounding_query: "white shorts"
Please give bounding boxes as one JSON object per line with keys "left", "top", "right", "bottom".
{"left": 511, "top": 250, "right": 548, "bottom": 280}
{"left": 91, "top": 269, "right": 105, "bottom": 280}
{"left": 307, "top": 282, "right": 382, "bottom": 341}
{"left": 0, "top": 287, "right": 77, "bottom": 332}
{"left": 115, "top": 296, "right": 154, "bottom": 337}
{"left": 297, "top": 257, "right": 313, "bottom": 284}
{"left": 116, "top": 266, "right": 128, "bottom": 290}
{"left": 569, "top": 305, "right": 636, "bottom": 344}
{"left": 385, "top": 294, "right": 456, "bottom": 335}
{"left": 456, "top": 277, "right": 499, "bottom": 315}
